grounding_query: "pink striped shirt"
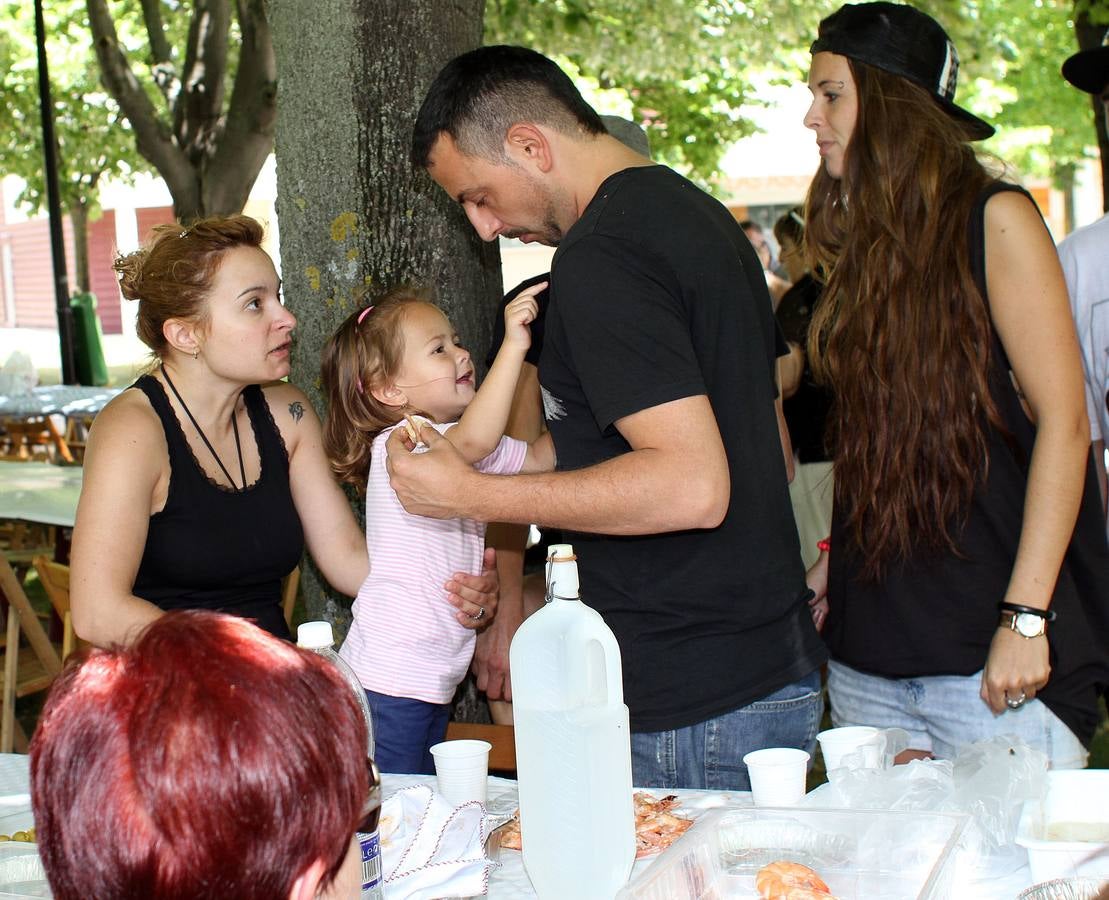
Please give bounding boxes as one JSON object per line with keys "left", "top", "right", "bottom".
{"left": 339, "top": 422, "right": 527, "bottom": 704}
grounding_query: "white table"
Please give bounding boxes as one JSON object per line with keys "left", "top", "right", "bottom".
{"left": 0, "top": 462, "right": 82, "bottom": 529}
{"left": 380, "top": 773, "right": 1037, "bottom": 899}
{"left": 0, "top": 757, "right": 1041, "bottom": 899}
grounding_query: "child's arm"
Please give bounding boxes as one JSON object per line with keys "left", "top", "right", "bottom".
{"left": 520, "top": 430, "right": 556, "bottom": 474}
{"left": 443, "top": 281, "right": 546, "bottom": 463}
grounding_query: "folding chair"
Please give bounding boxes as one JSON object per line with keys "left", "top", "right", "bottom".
{"left": 0, "top": 418, "right": 74, "bottom": 464}
{"left": 0, "top": 555, "right": 63, "bottom": 752}
{"left": 31, "top": 556, "right": 81, "bottom": 662}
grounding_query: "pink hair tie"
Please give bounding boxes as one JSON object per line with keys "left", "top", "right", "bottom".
{"left": 357, "top": 305, "right": 374, "bottom": 324}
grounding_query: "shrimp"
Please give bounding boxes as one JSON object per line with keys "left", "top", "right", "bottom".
{"left": 755, "top": 860, "right": 836, "bottom": 899}
{"left": 632, "top": 792, "right": 694, "bottom": 858}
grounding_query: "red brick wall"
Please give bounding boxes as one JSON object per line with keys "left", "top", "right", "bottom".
{"left": 88, "top": 210, "right": 121, "bottom": 334}
{"left": 136, "top": 207, "right": 177, "bottom": 242}
{"left": 7, "top": 216, "right": 77, "bottom": 329}
{"left": 0, "top": 206, "right": 175, "bottom": 332}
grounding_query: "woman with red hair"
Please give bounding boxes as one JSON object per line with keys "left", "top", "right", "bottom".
{"left": 30, "top": 611, "right": 375, "bottom": 900}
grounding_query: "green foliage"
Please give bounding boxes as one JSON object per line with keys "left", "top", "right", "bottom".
{"left": 0, "top": 1, "right": 152, "bottom": 218}
{"left": 485, "top": 0, "right": 832, "bottom": 189}
{"left": 488, "top": 0, "right": 1109, "bottom": 191}
{"left": 920, "top": 0, "right": 1104, "bottom": 184}
{"left": 1076, "top": 0, "right": 1109, "bottom": 26}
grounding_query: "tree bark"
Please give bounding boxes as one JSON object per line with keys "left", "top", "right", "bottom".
{"left": 269, "top": 0, "right": 501, "bottom": 637}
{"left": 69, "top": 202, "right": 89, "bottom": 295}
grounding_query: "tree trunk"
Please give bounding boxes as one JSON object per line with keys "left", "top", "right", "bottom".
{"left": 269, "top": 0, "right": 501, "bottom": 638}
{"left": 69, "top": 202, "right": 90, "bottom": 294}
{"left": 1074, "top": 10, "right": 1109, "bottom": 212}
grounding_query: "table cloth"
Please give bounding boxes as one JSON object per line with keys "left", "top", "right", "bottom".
{"left": 0, "top": 386, "right": 119, "bottom": 420}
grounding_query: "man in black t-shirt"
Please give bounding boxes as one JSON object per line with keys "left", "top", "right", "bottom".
{"left": 393, "top": 45, "right": 827, "bottom": 790}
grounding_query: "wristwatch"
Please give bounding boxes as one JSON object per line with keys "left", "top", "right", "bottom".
{"left": 1000, "top": 610, "right": 1048, "bottom": 638}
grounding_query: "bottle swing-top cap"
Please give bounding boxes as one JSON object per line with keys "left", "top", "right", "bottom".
{"left": 545, "top": 543, "right": 580, "bottom": 601}
{"left": 296, "top": 620, "right": 335, "bottom": 650}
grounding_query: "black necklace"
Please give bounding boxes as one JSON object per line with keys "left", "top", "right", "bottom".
{"left": 161, "top": 366, "right": 246, "bottom": 491}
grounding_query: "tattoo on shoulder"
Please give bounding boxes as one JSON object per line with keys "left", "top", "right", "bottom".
{"left": 288, "top": 401, "right": 304, "bottom": 423}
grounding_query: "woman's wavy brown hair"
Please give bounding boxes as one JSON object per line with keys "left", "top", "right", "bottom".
{"left": 321, "top": 285, "right": 434, "bottom": 488}
{"left": 805, "top": 60, "right": 1005, "bottom": 580}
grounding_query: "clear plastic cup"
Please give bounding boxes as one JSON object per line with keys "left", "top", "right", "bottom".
{"left": 742, "top": 747, "right": 810, "bottom": 807}
{"left": 817, "top": 726, "right": 881, "bottom": 771}
{"left": 429, "top": 739, "right": 491, "bottom": 805}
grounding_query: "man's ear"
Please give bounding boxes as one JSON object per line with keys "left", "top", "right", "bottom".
{"left": 287, "top": 857, "right": 327, "bottom": 900}
{"left": 505, "top": 123, "right": 553, "bottom": 173}
{"left": 370, "top": 381, "right": 407, "bottom": 409}
{"left": 162, "top": 318, "right": 202, "bottom": 357}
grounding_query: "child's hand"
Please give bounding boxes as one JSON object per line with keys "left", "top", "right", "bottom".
{"left": 503, "top": 281, "right": 547, "bottom": 350}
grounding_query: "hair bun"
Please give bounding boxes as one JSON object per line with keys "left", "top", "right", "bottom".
{"left": 113, "top": 249, "right": 148, "bottom": 302}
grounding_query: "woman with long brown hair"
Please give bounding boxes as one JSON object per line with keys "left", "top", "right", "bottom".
{"left": 803, "top": 2, "right": 1109, "bottom": 766}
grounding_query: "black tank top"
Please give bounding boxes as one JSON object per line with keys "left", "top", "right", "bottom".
{"left": 131, "top": 375, "right": 304, "bottom": 639}
{"left": 823, "top": 183, "right": 1109, "bottom": 746}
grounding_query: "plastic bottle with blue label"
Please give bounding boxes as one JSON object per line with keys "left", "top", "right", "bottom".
{"left": 509, "top": 544, "right": 636, "bottom": 899}
{"left": 297, "top": 621, "right": 383, "bottom": 900}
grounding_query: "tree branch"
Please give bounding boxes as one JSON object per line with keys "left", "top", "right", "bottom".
{"left": 204, "top": 0, "right": 276, "bottom": 214}
{"left": 86, "top": 0, "right": 197, "bottom": 214}
{"left": 175, "top": 0, "right": 231, "bottom": 161}
{"left": 140, "top": 0, "right": 178, "bottom": 105}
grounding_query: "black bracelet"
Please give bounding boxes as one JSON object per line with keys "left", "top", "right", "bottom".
{"left": 999, "top": 601, "right": 1057, "bottom": 622}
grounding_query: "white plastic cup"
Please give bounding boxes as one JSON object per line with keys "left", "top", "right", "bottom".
{"left": 429, "top": 739, "right": 491, "bottom": 805}
{"left": 742, "top": 747, "right": 810, "bottom": 807}
{"left": 817, "top": 726, "right": 881, "bottom": 771}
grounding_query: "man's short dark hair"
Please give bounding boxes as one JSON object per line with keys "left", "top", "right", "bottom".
{"left": 411, "top": 45, "right": 605, "bottom": 169}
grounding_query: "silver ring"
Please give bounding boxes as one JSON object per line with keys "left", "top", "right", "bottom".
{"left": 1006, "top": 690, "right": 1027, "bottom": 710}
{"left": 471, "top": 606, "right": 485, "bottom": 621}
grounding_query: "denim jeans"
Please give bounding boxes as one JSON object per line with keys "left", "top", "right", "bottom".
{"left": 827, "top": 660, "right": 1088, "bottom": 769}
{"left": 364, "top": 689, "right": 451, "bottom": 775}
{"left": 629, "top": 669, "right": 824, "bottom": 790}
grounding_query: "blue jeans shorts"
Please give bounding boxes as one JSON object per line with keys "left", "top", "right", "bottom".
{"left": 630, "top": 669, "right": 824, "bottom": 791}
{"left": 364, "top": 689, "right": 451, "bottom": 775}
{"left": 827, "top": 660, "right": 1088, "bottom": 769}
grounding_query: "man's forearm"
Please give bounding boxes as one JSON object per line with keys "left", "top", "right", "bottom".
{"left": 460, "top": 449, "right": 727, "bottom": 534}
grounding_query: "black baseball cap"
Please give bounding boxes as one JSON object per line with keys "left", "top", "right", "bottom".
{"left": 810, "top": 2, "right": 995, "bottom": 140}
{"left": 1062, "top": 33, "right": 1109, "bottom": 94}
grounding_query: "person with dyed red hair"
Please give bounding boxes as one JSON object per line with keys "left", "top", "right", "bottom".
{"left": 29, "top": 610, "right": 375, "bottom": 900}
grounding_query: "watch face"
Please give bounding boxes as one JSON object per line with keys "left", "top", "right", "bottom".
{"left": 1014, "top": 613, "right": 1045, "bottom": 637}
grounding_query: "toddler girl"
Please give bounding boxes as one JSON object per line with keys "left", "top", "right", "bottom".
{"left": 322, "top": 282, "right": 552, "bottom": 774}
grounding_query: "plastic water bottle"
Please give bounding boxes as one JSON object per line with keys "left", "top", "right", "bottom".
{"left": 297, "top": 621, "right": 383, "bottom": 900}
{"left": 509, "top": 544, "right": 636, "bottom": 899}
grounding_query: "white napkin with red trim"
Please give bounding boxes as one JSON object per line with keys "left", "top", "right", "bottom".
{"left": 378, "top": 784, "right": 495, "bottom": 899}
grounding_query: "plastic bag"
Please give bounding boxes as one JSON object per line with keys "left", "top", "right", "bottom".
{"left": 0, "top": 351, "right": 37, "bottom": 397}
{"left": 805, "top": 735, "right": 1048, "bottom": 875}
{"left": 951, "top": 736, "right": 1048, "bottom": 850}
